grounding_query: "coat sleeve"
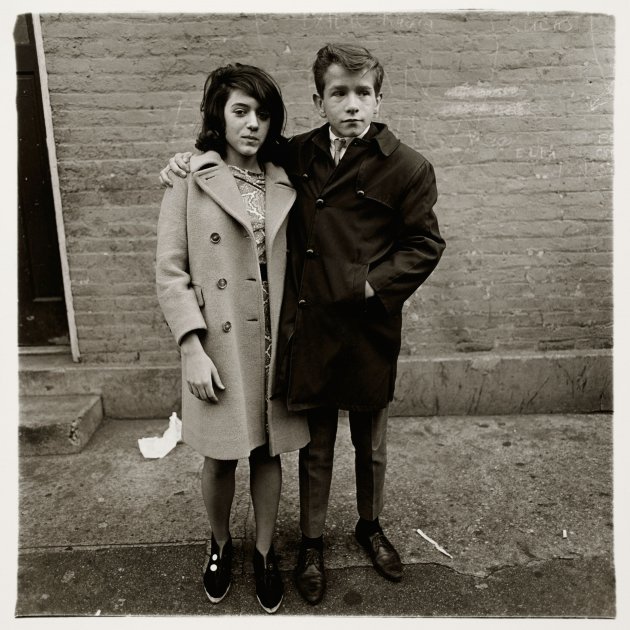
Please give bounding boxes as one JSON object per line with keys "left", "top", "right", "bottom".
{"left": 156, "top": 175, "right": 208, "bottom": 345}
{"left": 366, "top": 160, "right": 445, "bottom": 315}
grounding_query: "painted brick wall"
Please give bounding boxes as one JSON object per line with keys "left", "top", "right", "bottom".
{"left": 39, "top": 12, "right": 614, "bottom": 364}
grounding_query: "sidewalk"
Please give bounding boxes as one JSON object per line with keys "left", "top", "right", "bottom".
{"left": 16, "top": 413, "right": 615, "bottom": 617}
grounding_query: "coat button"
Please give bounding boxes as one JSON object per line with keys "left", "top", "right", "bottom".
{"left": 298, "top": 299, "right": 307, "bottom": 308}
{"left": 302, "top": 173, "right": 309, "bottom": 180}
{"left": 357, "top": 189, "right": 365, "bottom": 198}
{"left": 315, "top": 198, "right": 325, "bottom": 208}
{"left": 217, "top": 278, "right": 227, "bottom": 289}
{"left": 222, "top": 321, "right": 232, "bottom": 332}
{"left": 306, "top": 248, "right": 315, "bottom": 257}
{"left": 210, "top": 232, "right": 221, "bottom": 244}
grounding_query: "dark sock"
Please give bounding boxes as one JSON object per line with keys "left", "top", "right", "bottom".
{"left": 301, "top": 533, "right": 323, "bottom": 550}
{"left": 357, "top": 517, "right": 382, "bottom": 537}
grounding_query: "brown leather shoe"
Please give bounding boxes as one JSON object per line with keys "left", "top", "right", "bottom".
{"left": 294, "top": 545, "right": 326, "bottom": 604}
{"left": 355, "top": 525, "right": 403, "bottom": 582}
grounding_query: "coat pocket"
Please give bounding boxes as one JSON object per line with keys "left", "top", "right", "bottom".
{"left": 191, "top": 283, "right": 205, "bottom": 308}
{"left": 318, "top": 257, "right": 370, "bottom": 306}
{"left": 354, "top": 261, "right": 370, "bottom": 304}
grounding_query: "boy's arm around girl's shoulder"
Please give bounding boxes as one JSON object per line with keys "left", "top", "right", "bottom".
{"left": 366, "top": 152, "right": 446, "bottom": 316}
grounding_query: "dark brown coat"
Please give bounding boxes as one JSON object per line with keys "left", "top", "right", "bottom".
{"left": 275, "top": 123, "right": 445, "bottom": 411}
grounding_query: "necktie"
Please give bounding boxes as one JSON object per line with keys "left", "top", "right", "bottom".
{"left": 333, "top": 137, "right": 347, "bottom": 166}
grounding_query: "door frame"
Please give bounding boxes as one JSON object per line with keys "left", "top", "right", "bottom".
{"left": 30, "top": 14, "right": 80, "bottom": 362}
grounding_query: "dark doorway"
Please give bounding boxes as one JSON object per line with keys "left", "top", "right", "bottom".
{"left": 16, "top": 14, "right": 69, "bottom": 347}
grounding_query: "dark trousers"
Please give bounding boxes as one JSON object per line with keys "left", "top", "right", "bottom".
{"left": 299, "top": 406, "right": 389, "bottom": 538}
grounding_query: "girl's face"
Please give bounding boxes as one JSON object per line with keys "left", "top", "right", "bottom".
{"left": 223, "top": 89, "right": 271, "bottom": 168}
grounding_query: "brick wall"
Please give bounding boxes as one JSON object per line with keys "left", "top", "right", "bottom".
{"left": 39, "top": 12, "right": 614, "bottom": 364}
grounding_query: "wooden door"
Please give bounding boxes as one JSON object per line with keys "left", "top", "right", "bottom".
{"left": 16, "top": 14, "right": 69, "bottom": 347}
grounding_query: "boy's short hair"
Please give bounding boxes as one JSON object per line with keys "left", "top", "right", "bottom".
{"left": 312, "top": 43, "right": 384, "bottom": 96}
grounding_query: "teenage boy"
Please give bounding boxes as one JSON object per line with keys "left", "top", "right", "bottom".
{"left": 159, "top": 43, "right": 445, "bottom": 605}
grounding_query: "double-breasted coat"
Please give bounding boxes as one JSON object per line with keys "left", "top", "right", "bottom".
{"left": 274, "top": 123, "right": 446, "bottom": 412}
{"left": 156, "top": 151, "right": 310, "bottom": 460}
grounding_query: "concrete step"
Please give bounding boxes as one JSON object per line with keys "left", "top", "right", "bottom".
{"left": 18, "top": 353, "right": 180, "bottom": 419}
{"left": 19, "top": 353, "right": 84, "bottom": 397}
{"left": 17, "top": 350, "right": 612, "bottom": 418}
{"left": 19, "top": 394, "right": 104, "bottom": 456}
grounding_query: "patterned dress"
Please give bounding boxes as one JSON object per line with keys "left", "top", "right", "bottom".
{"left": 228, "top": 165, "right": 272, "bottom": 396}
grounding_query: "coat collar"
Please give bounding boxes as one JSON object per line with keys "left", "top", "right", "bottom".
{"left": 262, "top": 162, "right": 296, "bottom": 251}
{"left": 307, "top": 123, "right": 400, "bottom": 157}
{"left": 192, "top": 151, "right": 249, "bottom": 231}
{"left": 191, "top": 151, "right": 295, "bottom": 251}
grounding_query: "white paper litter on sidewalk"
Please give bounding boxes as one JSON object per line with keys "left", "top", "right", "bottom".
{"left": 138, "top": 412, "right": 182, "bottom": 458}
{"left": 416, "top": 527, "right": 453, "bottom": 558}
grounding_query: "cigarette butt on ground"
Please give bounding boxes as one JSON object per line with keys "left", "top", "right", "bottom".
{"left": 562, "top": 529, "right": 568, "bottom": 538}
{"left": 415, "top": 528, "right": 453, "bottom": 559}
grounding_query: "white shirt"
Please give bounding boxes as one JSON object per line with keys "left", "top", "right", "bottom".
{"left": 329, "top": 125, "right": 370, "bottom": 163}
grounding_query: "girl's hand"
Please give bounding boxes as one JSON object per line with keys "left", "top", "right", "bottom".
{"left": 159, "top": 152, "right": 193, "bottom": 187}
{"left": 181, "top": 333, "right": 225, "bottom": 403}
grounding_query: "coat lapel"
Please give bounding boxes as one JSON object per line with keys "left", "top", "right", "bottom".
{"left": 190, "top": 152, "right": 296, "bottom": 248}
{"left": 191, "top": 153, "right": 253, "bottom": 234}
{"left": 264, "top": 163, "right": 296, "bottom": 254}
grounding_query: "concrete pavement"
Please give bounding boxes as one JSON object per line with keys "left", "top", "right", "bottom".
{"left": 16, "top": 413, "right": 615, "bottom": 617}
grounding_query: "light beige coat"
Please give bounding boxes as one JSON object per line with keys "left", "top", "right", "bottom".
{"left": 156, "top": 151, "right": 309, "bottom": 459}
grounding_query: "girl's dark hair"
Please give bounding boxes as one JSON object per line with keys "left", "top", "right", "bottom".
{"left": 195, "top": 63, "right": 287, "bottom": 165}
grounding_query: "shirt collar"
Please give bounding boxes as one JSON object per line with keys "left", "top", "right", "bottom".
{"left": 329, "top": 125, "right": 370, "bottom": 147}
{"left": 308, "top": 122, "right": 400, "bottom": 158}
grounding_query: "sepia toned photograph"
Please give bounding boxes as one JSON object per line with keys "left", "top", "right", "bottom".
{"left": 10, "top": 0, "right": 623, "bottom": 621}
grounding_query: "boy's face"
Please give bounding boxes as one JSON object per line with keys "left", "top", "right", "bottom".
{"left": 313, "top": 63, "right": 382, "bottom": 138}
